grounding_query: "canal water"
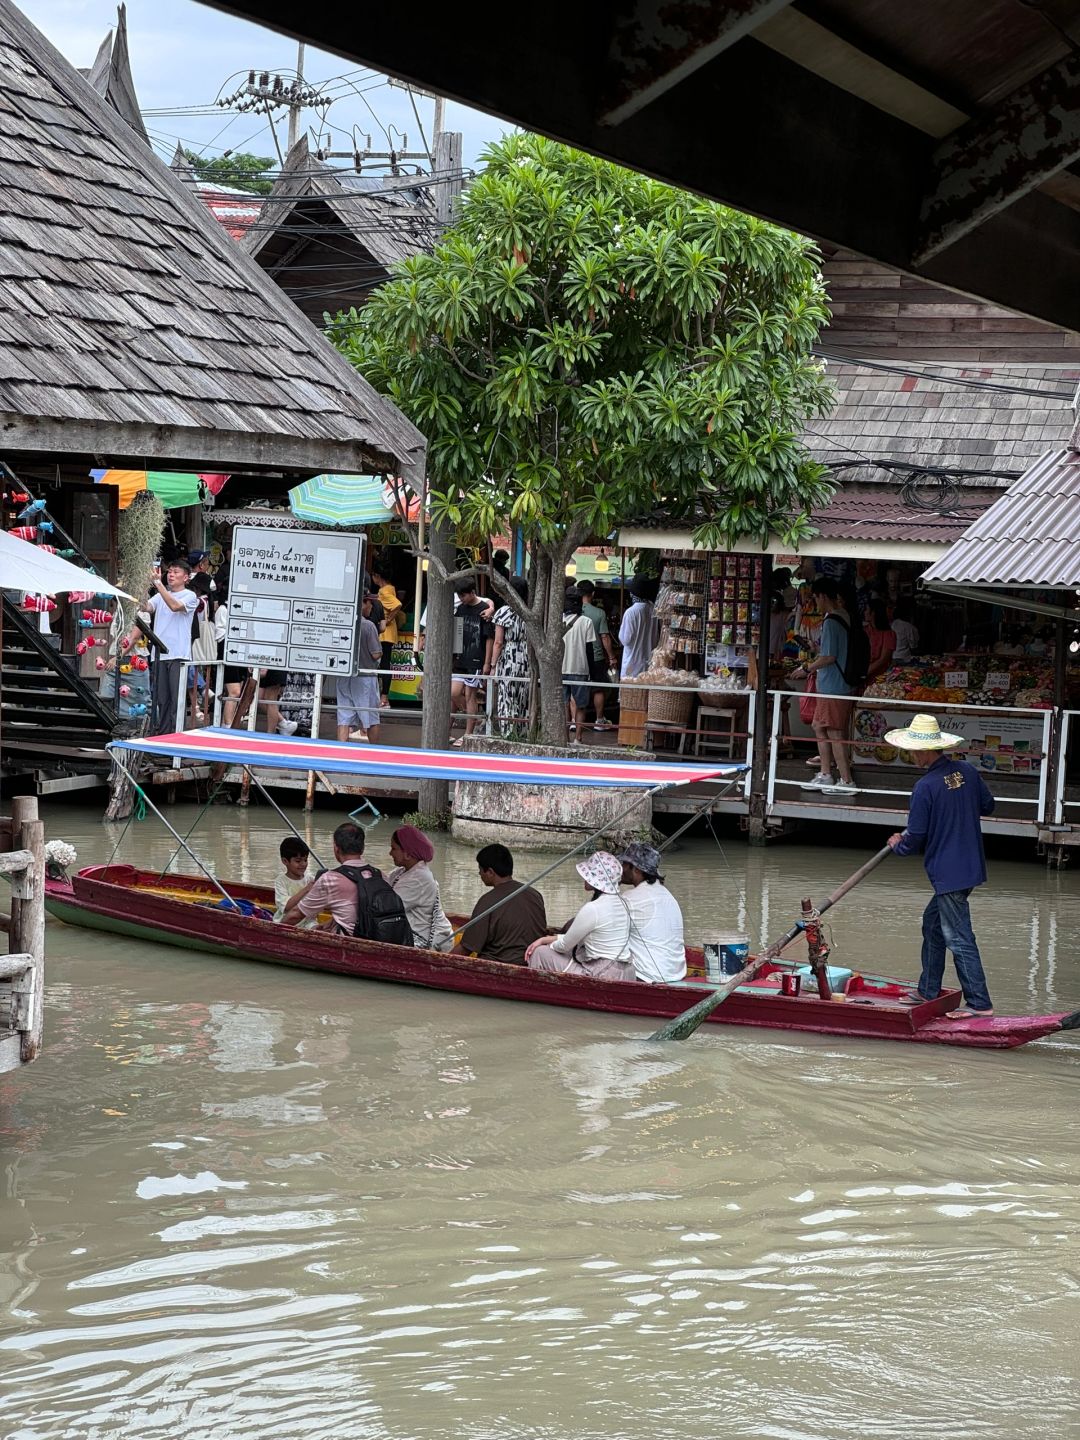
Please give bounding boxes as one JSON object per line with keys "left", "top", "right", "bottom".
{"left": 2, "top": 802, "right": 1078, "bottom": 1439}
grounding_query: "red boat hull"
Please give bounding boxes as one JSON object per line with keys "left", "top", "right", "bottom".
{"left": 44, "top": 866, "right": 1077, "bottom": 1050}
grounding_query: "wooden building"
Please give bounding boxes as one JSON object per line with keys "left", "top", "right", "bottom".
{"left": 241, "top": 138, "right": 436, "bottom": 326}
{"left": 0, "top": 0, "right": 423, "bottom": 791}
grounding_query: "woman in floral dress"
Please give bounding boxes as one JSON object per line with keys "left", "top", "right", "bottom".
{"left": 491, "top": 575, "right": 530, "bottom": 739}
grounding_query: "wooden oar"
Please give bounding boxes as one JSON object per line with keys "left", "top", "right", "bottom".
{"left": 650, "top": 844, "right": 894, "bottom": 1042}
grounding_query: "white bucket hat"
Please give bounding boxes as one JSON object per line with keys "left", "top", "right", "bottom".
{"left": 883, "top": 712, "right": 963, "bottom": 751}
{"left": 576, "top": 851, "right": 624, "bottom": 895}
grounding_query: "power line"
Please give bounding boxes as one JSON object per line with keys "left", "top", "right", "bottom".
{"left": 817, "top": 349, "right": 1076, "bottom": 401}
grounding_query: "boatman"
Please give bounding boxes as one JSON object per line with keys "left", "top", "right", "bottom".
{"left": 886, "top": 713, "right": 995, "bottom": 1019}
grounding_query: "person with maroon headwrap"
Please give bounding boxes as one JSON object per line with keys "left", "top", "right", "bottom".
{"left": 387, "top": 826, "right": 454, "bottom": 950}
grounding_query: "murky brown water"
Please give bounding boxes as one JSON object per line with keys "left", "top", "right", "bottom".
{"left": 2, "top": 802, "right": 1079, "bottom": 1439}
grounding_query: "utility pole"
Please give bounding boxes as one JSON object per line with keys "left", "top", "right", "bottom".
{"left": 216, "top": 56, "right": 328, "bottom": 163}
{"left": 287, "top": 42, "right": 305, "bottom": 152}
{"left": 432, "top": 129, "right": 462, "bottom": 227}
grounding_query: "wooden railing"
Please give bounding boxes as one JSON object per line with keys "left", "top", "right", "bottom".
{"left": 0, "top": 796, "right": 45, "bottom": 1073}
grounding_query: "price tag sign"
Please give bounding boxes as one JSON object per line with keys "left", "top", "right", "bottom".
{"left": 944, "top": 670, "right": 968, "bottom": 688}
{"left": 986, "top": 671, "right": 1011, "bottom": 690}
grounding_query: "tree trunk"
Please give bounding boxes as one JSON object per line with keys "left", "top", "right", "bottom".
{"left": 533, "top": 550, "right": 571, "bottom": 746}
{"left": 418, "top": 518, "right": 456, "bottom": 815}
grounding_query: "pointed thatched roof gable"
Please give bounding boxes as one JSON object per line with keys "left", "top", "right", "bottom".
{"left": 244, "top": 138, "right": 435, "bottom": 322}
{"left": 0, "top": 0, "right": 424, "bottom": 477}
{"left": 84, "top": 3, "right": 148, "bottom": 146}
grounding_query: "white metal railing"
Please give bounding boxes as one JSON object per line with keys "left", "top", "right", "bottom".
{"left": 1052, "top": 708, "right": 1080, "bottom": 825}
{"left": 765, "top": 688, "right": 1054, "bottom": 821}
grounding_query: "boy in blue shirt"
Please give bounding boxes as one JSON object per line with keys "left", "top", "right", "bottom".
{"left": 886, "top": 713, "right": 995, "bottom": 1018}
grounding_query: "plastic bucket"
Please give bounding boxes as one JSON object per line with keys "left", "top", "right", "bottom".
{"left": 702, "top": 933, "right": 750, "bottom": 981}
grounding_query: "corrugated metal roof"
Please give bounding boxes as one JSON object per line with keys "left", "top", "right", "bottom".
{"left": 922, "top": 449, "right": 1080, "bottom": 587}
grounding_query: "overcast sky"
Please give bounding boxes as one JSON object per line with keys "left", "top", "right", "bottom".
{"left": 19, "top": 0, "right": 512, "bottom": 175}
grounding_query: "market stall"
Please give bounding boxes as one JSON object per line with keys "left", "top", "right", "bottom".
{"left": 857, "top": 656, "right": 1053, "bottom": 775}
{"left": 637, "top": 548, "right": 760, "bottom": 756}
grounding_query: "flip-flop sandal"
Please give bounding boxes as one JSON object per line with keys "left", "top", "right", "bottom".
{"left": 946, "top": 1007, "right": 994, "bottom": 1020}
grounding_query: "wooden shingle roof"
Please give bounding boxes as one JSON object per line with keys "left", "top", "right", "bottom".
{"left": 0, "top": 0, "right": 425, "bottom": 477}
{"left": 810, "top": 362, "right": 1075, "bottom": 489}
{"left": 243, "top": 139, "right": 436, "bottom": 324}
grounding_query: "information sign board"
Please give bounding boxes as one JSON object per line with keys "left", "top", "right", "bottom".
{"left": 225, "top": 526, "right": 365, "bottom": 674}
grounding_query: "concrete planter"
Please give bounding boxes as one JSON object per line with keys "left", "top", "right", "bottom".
{"left": 450, "top": 735, "right": 654, "bottom": 852}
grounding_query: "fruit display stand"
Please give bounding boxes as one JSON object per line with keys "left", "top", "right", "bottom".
{"left": 858, "top": 656, "right": 1053, "bottom": 774}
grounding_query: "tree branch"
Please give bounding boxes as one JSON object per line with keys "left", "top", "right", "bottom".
{"left": 435, "top": 338, "right": 488, "bottom": 383}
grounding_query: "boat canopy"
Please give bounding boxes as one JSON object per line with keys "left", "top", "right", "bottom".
{"left": 110, "top": 729, "right": 745, "bottom": 790}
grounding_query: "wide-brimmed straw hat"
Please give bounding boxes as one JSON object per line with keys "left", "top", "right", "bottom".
{"left": 884, "top": 713, "right": 963, "bottom": 751}
{"left": 576, "top": 851, "right": 624, "bottom": 895}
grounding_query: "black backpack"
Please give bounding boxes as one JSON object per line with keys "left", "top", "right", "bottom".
{"left": 337, "top": 863, "right": 414, "bottom": 947}
{"left": 831, "top": 614, "right": 870, "bottom": 690}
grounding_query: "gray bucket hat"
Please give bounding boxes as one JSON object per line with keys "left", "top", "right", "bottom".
{"left": 618, "top": 842, "right": 663, "bottom": 879}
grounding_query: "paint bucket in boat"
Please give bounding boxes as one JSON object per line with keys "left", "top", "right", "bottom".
{"left": 781, "top": 972, "right": 802, "bottom": 997}
{"left": 702, "top": 933, "right": 750, "bottom": 980}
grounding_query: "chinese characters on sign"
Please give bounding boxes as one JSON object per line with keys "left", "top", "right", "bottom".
{"left": 225, "top": 526, "right": 365, "bottom": 674}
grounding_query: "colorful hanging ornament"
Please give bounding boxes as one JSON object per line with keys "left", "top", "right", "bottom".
{"left": 16, "top": 499, "right": 46, "bottom": 522}
{"left": 21, "top": 595, "right": 57, "bottom": 613}
{"left": 119, "top": 684, "right": 131, "bottom": 697}
{"left": 9, "top": 525, "right": 38, "bottom": 540}
{"left": 81, "top": 608, "right": 113, "bottom": 625}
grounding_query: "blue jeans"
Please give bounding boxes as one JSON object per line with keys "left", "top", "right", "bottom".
{"left": 919, "top": 889, "right": 993, "bottom": 1011}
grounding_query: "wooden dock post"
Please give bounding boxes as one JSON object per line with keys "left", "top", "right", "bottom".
{"left": 1, "top": 796, "right": 45, "bottom": 1070}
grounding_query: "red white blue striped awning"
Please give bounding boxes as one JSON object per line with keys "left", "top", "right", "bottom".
{"left": 110, "top": 729, "right": 744, "bottom": 789}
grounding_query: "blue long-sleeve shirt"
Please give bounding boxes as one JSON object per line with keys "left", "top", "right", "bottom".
{"left": 894, "top": 756, "right": 995, "bottom": 894}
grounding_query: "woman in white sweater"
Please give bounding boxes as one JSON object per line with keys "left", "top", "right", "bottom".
{"left": 525, "top": 851, "right": 635, "bottom": 981}
{"left": 387, "top": 826, "right": 455, "bottom": 951}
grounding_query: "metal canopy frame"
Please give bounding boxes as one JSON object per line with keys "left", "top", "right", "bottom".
{"left": 922, "top": 580, "right": 1078, "bottom": 621}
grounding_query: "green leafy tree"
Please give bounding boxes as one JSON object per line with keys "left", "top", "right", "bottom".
{"left": 184, "top": 150, "right": 276, "bottom": 195}
{"left": 330, "top": 133, "right": 834, "bottom": 744}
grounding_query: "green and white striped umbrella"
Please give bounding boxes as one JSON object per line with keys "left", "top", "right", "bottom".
{"left": 288, "top": 474, "right": 395, "bottom": 527}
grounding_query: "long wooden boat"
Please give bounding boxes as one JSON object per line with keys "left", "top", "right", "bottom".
{"left": 45, "top": 865, "right": 1080, "bottom": 1050}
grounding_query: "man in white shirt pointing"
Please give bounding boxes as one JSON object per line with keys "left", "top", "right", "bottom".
{"left": 619, "top": 842, "right": 687, "bottom": 984}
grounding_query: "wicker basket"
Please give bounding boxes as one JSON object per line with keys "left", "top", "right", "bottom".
{"left": 647, "top": 687, "right": 695, "bottom": 726}
{"left": 698, "top": 687, "right": 741, "bottom": 711}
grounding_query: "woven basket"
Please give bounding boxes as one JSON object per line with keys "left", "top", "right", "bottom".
{"left": 698, "top": 688, "right": 741, "bottom": 711}
{"left": 647, "top": 687, "right": 694, "bottom": 726}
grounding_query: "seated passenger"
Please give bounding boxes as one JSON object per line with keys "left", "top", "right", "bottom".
{"left": 618, "top": 842, "right": 686, "bottom": 983}
{"left": 525, "top": 851, "right": 635, "bottom": 982}
{"left": 273, "top": 836, "right": 310, "bottom": 922}
{"left": 281, "top": 823, "right": 361, "bottom": 932}
{"left": 387, "top": 824, "right": 454, "bottom": 950}
{"left": 282, "top": 822, "right": 411, "bottom": 944}
{"left": 456, "top": 843, "right": 547, "bottom": 966}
